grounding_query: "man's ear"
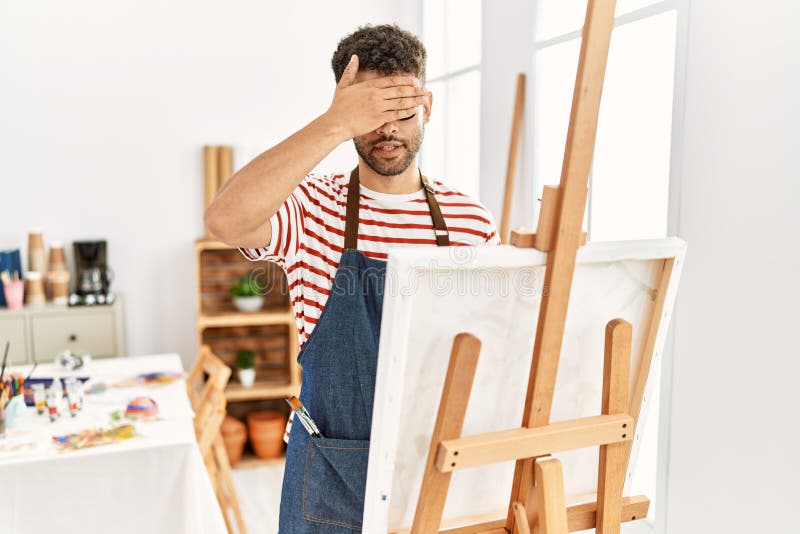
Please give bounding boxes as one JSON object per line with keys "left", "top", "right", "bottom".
{"left": 423, "top": 91, "right": 433, "bottom": 124}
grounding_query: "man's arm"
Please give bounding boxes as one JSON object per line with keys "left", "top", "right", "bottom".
{"left": 204, "top": 55, "right": 429, "bottom": 249}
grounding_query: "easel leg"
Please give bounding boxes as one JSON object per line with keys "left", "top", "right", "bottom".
{"left": 597, "top": 319, "right": 632, "bottom": 534}
{"left": 512, "top": 502, "right": 532, "bottom": 534}
{"left": 534, "top": 457, "right": 568, "bottom": 534}
{"left": 411, "top": 333, "right": 482, "bottom": 534}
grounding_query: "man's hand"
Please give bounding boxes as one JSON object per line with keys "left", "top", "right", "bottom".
{"left": 205, "top": 55, "right": 429, "bottom": 248}
{"left": 325, "top": 55, "right": 430, "bottom": 140}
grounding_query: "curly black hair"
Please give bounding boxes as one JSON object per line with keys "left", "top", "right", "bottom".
{"left": 331, "top": 24, "right": 427, "bottom": 83}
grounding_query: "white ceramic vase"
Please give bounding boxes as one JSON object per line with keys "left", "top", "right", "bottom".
{"left": 238, "top": 368, "right": 256, "bottom": 388}
{"left": 233, "top": 296, "right": 263, "bottom": 312}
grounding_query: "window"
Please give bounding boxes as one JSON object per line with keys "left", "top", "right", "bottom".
{"left": 530, "top": 1, "right": 682, "bottom": 526}
{"left": 532, "top": 0, "right": 677, "bottom": 241}
{"left": 420, "top": 0, "right": 482, "bottom": 197}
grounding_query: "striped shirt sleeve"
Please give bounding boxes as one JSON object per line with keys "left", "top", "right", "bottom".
{"left": 238, "top": 183, "right": 309, "bottom": 266}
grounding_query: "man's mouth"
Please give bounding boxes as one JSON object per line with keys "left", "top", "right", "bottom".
{"left": 374, "top": 142, "right": 404, "bottom": 154}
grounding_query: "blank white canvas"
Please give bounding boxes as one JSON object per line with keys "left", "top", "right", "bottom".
{"left": 364, "top": 239, "right": 686, "bottom": 532}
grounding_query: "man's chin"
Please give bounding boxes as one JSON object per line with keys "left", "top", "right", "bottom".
{"left": 364, "top": 156, "right": 412, "bottom": 177}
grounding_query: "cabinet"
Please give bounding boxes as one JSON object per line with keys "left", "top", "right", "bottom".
{"left": 0, "top": 296, "right": 125, "bottom": 364}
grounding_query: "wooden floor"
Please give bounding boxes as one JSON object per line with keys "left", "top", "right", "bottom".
{"left": 231, "top": 462, "right": 284, "bottom": 533}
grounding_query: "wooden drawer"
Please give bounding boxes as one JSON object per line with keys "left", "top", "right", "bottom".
{"left": 0, "top": 317, "right": 29, "bottom": 365}
{"left": 31, "top": 312, "right": 116, "bottom": 361}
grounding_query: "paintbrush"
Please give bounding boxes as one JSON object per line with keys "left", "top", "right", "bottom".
{"left": 25, "top": 362, "right": 38, "bottom": 381}
{"left": 285, "top": 396, "right": 323, "bottom": 437}
{"left": 0, "top": 340, "right": 9, "bottom": 382}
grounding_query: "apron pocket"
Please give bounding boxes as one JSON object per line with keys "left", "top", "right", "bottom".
{"left": 302, "top": 436, "right": 370, "bottom": 531}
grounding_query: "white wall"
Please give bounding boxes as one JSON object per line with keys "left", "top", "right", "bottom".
{"left": 666, "top": 1, "right": 800, "bottom": 532}
{"left": 0, "top": 1, "right": 419, "bottom": 367}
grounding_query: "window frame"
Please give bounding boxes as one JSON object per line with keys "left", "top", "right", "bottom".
{"left": 419, "top": 0, "right": 482, "bottom": 196}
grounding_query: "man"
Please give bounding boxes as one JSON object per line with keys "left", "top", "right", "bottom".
{"left": 205, "top": 24, "right": 498, "bottom": 533}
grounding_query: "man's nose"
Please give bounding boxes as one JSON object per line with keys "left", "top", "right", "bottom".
{"left": 376, "top": 120, "right": 399, "bottom": 136}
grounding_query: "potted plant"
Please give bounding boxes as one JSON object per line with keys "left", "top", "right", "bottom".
{"left": 230, "top": 275, "right": 263, "bottom": 312}
{"left": 236, "top": 349, "right": 256, "bottom": 387}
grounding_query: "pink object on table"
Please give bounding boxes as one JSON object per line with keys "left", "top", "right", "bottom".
{"left": 125, "top": 397, "right": 159, "bottom": 419}
{"left": 3, "top": 280, "right": 24, "bottom": 310}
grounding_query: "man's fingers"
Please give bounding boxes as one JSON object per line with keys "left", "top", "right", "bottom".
{"left": 383, "top": 107, "right": 419, "bottom": 121}
{"left": 383, "top": 96, "right": 427, "bottom": 111}
{"left": 368, "top": 75, "right": 420, "bottom": 89}
{"left": 338, "top": 55, "right": 359, "bottom": 88}
{"left": 379, "top": 85, "right": 429, "bottom": 100}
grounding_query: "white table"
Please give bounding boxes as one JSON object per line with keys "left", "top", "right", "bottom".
{"left": 0, "top": 353, "right": 227, "bottom": 534}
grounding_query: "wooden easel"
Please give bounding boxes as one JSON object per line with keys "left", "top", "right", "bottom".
{"left": 499, "top": 73, "right": 526, "bottom": 244}
{"left": 410, "top": 2, "right": 647, "bottom": 532}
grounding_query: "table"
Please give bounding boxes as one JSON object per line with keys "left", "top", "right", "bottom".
{"left": 0, "top": 353, "right": 227, "bottom": 534}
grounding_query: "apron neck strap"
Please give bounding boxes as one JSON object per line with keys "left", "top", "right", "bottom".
{"left": 422, "top": 175, "right": 451, "bottom": 247}
{"left": 344, "top": 166, "right": 450, "bottom": 251}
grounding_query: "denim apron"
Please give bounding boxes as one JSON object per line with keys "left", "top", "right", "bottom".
{"left": 278, "top": 167, "right": 450, "bottom": 533}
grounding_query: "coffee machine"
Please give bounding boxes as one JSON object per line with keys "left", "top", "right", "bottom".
{"left": 71, "top": 240, "right": 114, "bottom": 306}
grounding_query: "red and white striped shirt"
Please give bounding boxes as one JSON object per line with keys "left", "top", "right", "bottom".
{"left": 239, "top": 171, "right": 499, "bottom": 440}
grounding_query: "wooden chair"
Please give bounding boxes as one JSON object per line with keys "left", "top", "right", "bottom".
{"left": 189, "top": 345, "right": 247, "bottom": 534}
{"left": 187, "top": 344, "right": 231, "bottom": 409}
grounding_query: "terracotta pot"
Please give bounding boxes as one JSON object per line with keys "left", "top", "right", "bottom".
{"left": 220, "top": 415, "right": 247, "bottom": 465}
{"left": 247, "top": 410, "right": 286, "bottom": 459}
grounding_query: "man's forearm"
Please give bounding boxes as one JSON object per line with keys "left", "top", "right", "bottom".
{"left": 205, "top": 113, "right": 345, "bottom": 245}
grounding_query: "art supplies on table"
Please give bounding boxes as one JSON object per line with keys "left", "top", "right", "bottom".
{"left": 1, "top": 373, "right": 26, "bottom": 401}
{"left": 115, "top": 370, "right": 183, "bottom": 388}
{"left": 52, "top": 423, "right": 136, "bottom": 452}
{"left": 84, "top": 382, "right": 109, "bottom": 395}
{"left": 64, "top": 377, "right": 84, "bottom": 417}
{"left": 45, "top": 384, "right": 61, "bottom": 422}
{"left": 135, "top": 371, "right": 182, "bottom": 385}
{"left": 124, "top": 397, "right": 159, "bottom": 419}
{"left": 2, "top": 395, "right": 26, "bottom": 429}
{"left": 1, "top": 345, "right": 27, "bottom": 435}
{"left": 0, "top": 340, "right": 9, "bottom": 382}
{"left": 22, "top": 377, "right": 90, "bottom": 407}
{"left": 31, "top": 383, "right": 46, "bottom": 414}
{"left": 1, "top": 343, "right": 28, "bottom": 437}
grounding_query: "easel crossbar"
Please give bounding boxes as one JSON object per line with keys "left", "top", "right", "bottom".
{"left": 436, "top": 414, "right": 632, "bottom": 472}
{"left": 438, "top": 495, "right": 650, "bottom": 534}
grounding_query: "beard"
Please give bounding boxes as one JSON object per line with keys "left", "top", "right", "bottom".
{"left": 353, "top": 125, "right": 425, "bottom": 177}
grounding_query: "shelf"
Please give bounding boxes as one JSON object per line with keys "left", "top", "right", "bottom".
{"left": 195, "top": 237, "right": 237, "bottom": 251}
{"left": 198, "top": 309, "right": 294, "bottom": 329}
{"left": 225, "top": 381, "right": 300, "bottom": 402}
{"left": 233, "top": 453, "right": 286, "bottom": 470}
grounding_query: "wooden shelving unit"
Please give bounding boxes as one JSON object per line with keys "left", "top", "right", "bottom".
{"left": 194, "top": 238, "right": 301, "bottom": 402}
